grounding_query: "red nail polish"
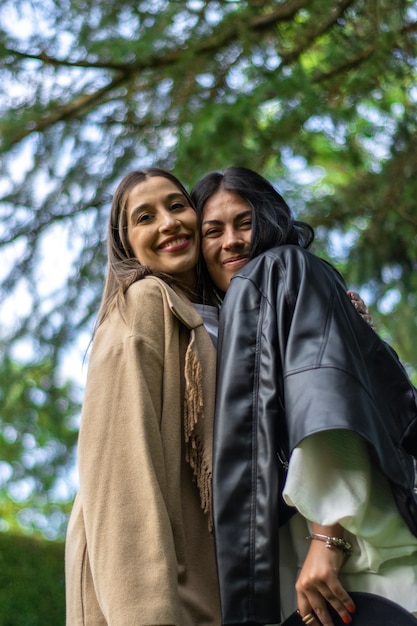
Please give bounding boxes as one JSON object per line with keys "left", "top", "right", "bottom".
{"left": 342, "top": 615, "right": 352, "bottom": 624}
{"left": 348, "top": 604, "right": 356, "bottom": 613}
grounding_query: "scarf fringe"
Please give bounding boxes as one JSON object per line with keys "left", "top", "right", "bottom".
{"left": 184, "top": 332, "right": 213, "bottom": 532}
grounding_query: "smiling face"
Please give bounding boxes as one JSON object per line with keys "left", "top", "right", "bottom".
{"left": 126, "top": 176, "right": 199, "bottom": 288}
{"left": 201, "top": 188, "right": 252, "bottom": 292}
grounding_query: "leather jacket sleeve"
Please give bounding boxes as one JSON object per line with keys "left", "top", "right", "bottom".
{"left": 213, "top": 245, "right": 417, "bottom": 625}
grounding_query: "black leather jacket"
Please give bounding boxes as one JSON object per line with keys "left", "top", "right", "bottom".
{"left": 213, "top": 245, "right": 417, "bottom": 626}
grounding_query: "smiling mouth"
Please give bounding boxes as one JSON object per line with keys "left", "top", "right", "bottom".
{"left": 159, "top": 236, "right": 190, "bottom": 250}
{"left": 223, "top": 255, "right": 249, "bottom": 266}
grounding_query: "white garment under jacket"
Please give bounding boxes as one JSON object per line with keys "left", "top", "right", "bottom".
{"left": 282, "top": 430, "right": 417, "bottom": 617}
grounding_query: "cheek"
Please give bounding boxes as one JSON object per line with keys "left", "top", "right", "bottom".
{"left": 127, "top": 230, "right": 146, "bottom": 262}
{"left": 187, "top": 210, "right": 198, "bottom": 235}
{"left": 126, "top": 229, "right": 136, "bottom": 257}
{"left": 201, "top": 239, "right": 216, "bottom": 270}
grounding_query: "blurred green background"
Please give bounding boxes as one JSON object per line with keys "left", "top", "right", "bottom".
{"left": 1, "top": 0, "right": 417, "bottom": 621}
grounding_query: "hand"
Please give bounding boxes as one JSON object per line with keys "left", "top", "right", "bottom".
{"left": 347, "top": 290, "right": 375, "bottom": 329}
{"left": 296, "top": 526, "right": 356, "bottom": 626}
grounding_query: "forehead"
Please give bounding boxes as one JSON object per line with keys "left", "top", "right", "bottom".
{"left": 127, "top": 176, "right": 184, "bottom": 208}
{"left": 202, "top": 188, "right": 251, "bottom": 221}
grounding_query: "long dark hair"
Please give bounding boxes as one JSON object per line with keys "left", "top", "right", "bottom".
{"left": 96, "top": 167, "right": 201, "bottom": 330}
{"left": 191, "top": 166, "right": 314, "bottom": 260}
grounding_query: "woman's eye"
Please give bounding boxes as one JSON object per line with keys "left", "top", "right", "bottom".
{"left": 170, "top": 202, "right": 186, "bottom": 211}
{"left": 136, "top": 213, "right": 152, "bottom": 223}
{"left": 203, "top": 228, "right": 220, "bottom": 237}
{"left": 241, "top": 220, "right": 252, "bottom": 228}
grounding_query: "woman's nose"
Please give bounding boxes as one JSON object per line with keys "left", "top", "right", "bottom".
{"left": 159, "top": 211, "right": 180, "bottom": 231}
{"left": 223, "top": 228, "right": 245, "bottom": 249}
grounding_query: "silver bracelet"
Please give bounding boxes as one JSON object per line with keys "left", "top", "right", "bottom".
{"left": 307, "top": 532, "right": 352, "bottom": 556}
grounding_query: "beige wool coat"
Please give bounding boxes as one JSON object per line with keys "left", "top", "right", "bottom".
{"left": 65, "top": 276, "right": 221, "bottom": 625}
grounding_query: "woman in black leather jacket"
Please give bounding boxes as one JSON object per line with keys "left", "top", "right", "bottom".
{"left": 191, "top": 167, "right": 417, "bottom": 626}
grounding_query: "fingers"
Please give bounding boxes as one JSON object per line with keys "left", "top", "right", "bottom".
{"left": 297, "top": 609, "right": 316, "bottom": 625}
{"left": 297, "top": 605, "right": 355, "bottom": 626}
{"left": 347, "top": 290, "right": 366, "bottom": 313}
{"left": 296, "top": 525, "right": 357, "bottom": 625}
{"left": 297, "top": 611, "right": 316, "bottom": 626}
{"left": 297, "top": 587, "right": 356, "bottom": 626}
{"left": 347, "top": 290, "right": 361, "bottom": 303}
{"left": 296, "top": 550, "right": 356, "bottom": 625}
{"left": 347, "top": 290, "right": 376, "bottom": 329}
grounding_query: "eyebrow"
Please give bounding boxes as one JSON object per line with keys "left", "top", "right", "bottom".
{"left": 129, "top": 192, "right": 187, "bottom": 223}
{"left": 202, "top": 209, "right": 252, "bottom": 226}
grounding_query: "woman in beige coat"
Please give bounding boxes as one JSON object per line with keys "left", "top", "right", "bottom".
{"left": 65, "top": 168, "right": 221, "bottom": 625}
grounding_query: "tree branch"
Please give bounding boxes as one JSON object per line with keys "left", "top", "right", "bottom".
{"left": 0, "top": 70, "right": 132, "bottom": 148}
{"left": 5, "top": 0, "right": 312, "bottom": 72}
{"left": 2, "top": 0, "right": 413, "bottom": 150}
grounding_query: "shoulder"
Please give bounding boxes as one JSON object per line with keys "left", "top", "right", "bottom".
{"left": 124, "top": 276, "right": 203, "bottom": 332}
{"left": 94, "top": 277, "right": 177, "bottom": 346}
{"left": 241, "top": 245, "right": 342, "bottom": 285}
{"left": 263, "top": 245, "right": 320, "bottom": 270}
{"left": 90, "top": 278, "right": 182, "bottom": 368}
{"left": 125, "top": 275, "right": 168, "bottom": 304}
{"left": 124, "top": 276, "right": 179, "bottom": 332}
{"left": 224, "top": 246, "right": 347, "bottom": 315}
{"left": 229, "top": 245, "right": 323, "bottom": 288}
{"left": 236, "top": 245, "right": 312, "bottom": 275}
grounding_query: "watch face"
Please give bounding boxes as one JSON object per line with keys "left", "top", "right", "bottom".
{"left": 281, "top": 592, "right": 417, "bottom": 626}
